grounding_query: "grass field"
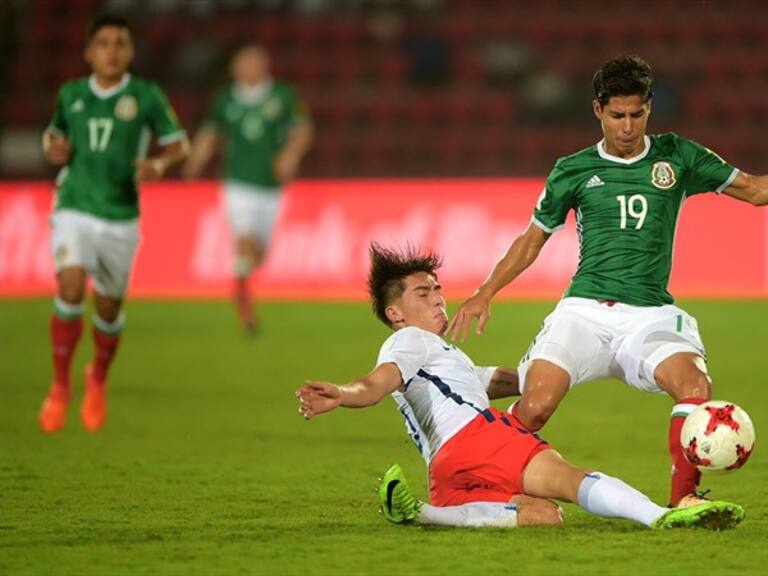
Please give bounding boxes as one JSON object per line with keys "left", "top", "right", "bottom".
{"left": 1, "top": 298, "right": 767, "bottom": 575}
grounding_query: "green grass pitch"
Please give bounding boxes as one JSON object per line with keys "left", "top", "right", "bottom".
{"left": 1, "top": 299, "right": 767, "bottom": 575}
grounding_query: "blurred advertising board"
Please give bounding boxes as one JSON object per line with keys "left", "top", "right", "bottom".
{"left": 1, "top": 180, "right": 765, "bottom": 299}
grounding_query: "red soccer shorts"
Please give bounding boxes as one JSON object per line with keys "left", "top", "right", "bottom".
{"left": 428, "top": 407, "right": 551, "bottom": 506}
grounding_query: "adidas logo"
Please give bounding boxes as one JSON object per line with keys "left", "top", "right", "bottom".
{"left": 585, "top": 175, "right": 605, "bottom": 188}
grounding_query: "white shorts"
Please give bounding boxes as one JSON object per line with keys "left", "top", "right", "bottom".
{"left": 223, "top": 181, "right": 281, "bottom": 244}
{"left": 50, "top": 209, "right": 139, "bottom": 298}
{"left": 518, "top": 297, "right": 706, "bottom": 394}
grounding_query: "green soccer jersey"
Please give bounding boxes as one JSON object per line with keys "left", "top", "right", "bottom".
{"left": 533, "top": 133, "right": 738, "bottom": 306}
{"left": 48, "top": 74, "right": 185, "bottom": 220}
{"left": 208, "top": 81, "right": 308, "bottom": 189}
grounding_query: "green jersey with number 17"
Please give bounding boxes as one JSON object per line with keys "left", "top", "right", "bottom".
{"left": 533, "top": 133, "right": 739, "bottom": 306}
{"left": 48, "top": 74, "right": 186, "bottom": 221}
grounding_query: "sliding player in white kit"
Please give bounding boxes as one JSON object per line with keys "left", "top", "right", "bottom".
{"left": 296, "top": 244, "right": 743, "bottom": 529}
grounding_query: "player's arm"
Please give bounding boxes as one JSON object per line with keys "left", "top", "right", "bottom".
{"left": 135, "top": 84, "right": 190, "bottom": 180}
{"left": 274, "top": 120, "right": 313, "bottom": 184}
{"left": 447, "top": 223, "right": 551, "bottom": 341}
{"left": 722, "top": 171, "right": 768, "bottom": 206}
{"left": 136, "top": 137, "right": 190, "bottom": 181}
{"left": 42, "top": 88, "right": 70, "bottom": 166}
{"left": 296, "top": 362, "right": 402, "bottom": 419}
{"left": 486, "top": 367, "right": 520, "bottom": 400}
{"left": 182, "top": 125, "right": 221, "bottom": 179}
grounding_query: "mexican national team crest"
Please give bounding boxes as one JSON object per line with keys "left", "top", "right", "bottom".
{"left": 114, "top": 95, "right": 138, "bottom": 121}
{"left": 263, "top": 97, "right": 282, "bottom": 120}
{"left": 651, "top": 161, "right": 677, "bottom": 189}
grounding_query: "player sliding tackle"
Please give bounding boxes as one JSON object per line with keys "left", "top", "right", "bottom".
{"left": 296, "top": 244, "right": 744, "bottom": 529}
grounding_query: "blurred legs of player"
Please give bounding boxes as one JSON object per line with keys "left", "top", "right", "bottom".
{"left": 224, "top": 183, "right": 280, "bottom": 335}
{"left": 81, "top": 292, "right": 125, "bottom": 431}
{"left": 234, "top": 235, "right": 263, "bottom": 334}
{"left": 40, "top": 210, "right": 138, "bottom": 433}
{"left": 39, "top": 268, "right": 87, "bottom": 433}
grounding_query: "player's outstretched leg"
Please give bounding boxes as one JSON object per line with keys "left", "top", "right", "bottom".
{"left": 379, "top": 464, "right": 423, "bottom": 524}
{"left": 651, "top": 501, "right": 745, "bottom": 530}
{"left": 668, "top": 397, "right": 707, "bottom": 506}
{"left": 39, "top": 297, "right": 85, "bottom": 433}
{"left": 81, "top": 312, "right": 123, "bottom": 431}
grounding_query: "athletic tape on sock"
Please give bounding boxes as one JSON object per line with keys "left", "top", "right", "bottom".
{"left": 53, "top": 297, "right": 84, "bottom": 320}
{"left": 93, "top": 312, "right": 125, "bottom": 335}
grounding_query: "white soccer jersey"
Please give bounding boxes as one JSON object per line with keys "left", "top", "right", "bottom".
{"left": 376, "top": 326, "right": 496, "bottom": 464}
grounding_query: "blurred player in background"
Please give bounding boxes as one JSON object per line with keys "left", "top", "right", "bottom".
{"left": 183, "top": 44, "right": 313, "bottom": 334}
{"left": 448, "top": 56, "right": 768, "bottom": 507}
{"left": 296, "top": 244, "right": 743, "bottom": 530}
{"left": 39, "top": 15, "right": 188, "bottom": 433}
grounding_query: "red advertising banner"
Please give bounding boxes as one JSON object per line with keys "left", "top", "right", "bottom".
{"left": 0, "top": 180, "right": 765, "bottom": 299}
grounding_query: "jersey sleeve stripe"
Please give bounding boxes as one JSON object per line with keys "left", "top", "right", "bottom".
{"left": 715, "top": 167, "right": 740, "bottom": 194}
{"left": 157, "top": 130, "right": 187, "bottom": 146}
{"left": 531, "top": 215, "right": 565, "bottom": 234}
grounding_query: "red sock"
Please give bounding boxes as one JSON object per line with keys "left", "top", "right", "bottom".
{"left": 92, "top": 327, "right": 121, "bottom": 384}
{"left": 51, "top": 315, "right": 83, "bottom": 388}
{"left": 669, "top": 397, "right": 707, "bottom": 505}
{"left": 235, "top": 277, "right": 254, "bottom": 329}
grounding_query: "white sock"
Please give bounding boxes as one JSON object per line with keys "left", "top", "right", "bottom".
{"left": 577, "top": 472, "right": 668, "bottom": 527}
{"left": 417, "top": 501, "right": 518, "bottom": 528}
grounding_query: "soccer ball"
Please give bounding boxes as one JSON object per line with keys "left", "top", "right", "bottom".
{"left": 681, "top": 401, "right": 755, "bottom": 472}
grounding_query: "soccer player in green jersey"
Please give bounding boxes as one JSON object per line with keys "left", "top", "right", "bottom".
{"left": 183, "top": 44, "right": 313, "bottom": 333}
{"left": 38, "top": 15, "right": 188, "bottom": 433}
{"left": 448, "top": 56, "right": 768, "bottom": 507}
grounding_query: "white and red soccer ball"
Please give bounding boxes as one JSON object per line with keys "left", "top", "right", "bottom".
{"left": 681, "top": 401, "right": 755, "bottom": 472}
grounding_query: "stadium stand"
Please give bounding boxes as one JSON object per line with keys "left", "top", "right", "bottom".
{"left": 1, "top": 0, "right": 766, "bottom": 177}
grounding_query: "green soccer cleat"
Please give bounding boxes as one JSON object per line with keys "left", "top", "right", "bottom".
{"left": 378, "top": 464, "right": 423, "bottom": 525}
{"left": 652, "top": 501, "right": 745, "bottom": 531}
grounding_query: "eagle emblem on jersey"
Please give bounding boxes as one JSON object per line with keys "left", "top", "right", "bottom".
{"left": 651, "top": 162, "right": 676, "bottom": 189}
{"left": 263, "top": 97, "right": 282, "bottom": 120}
{"left": 114, "top": 95, "right": 138, "bottom": 121}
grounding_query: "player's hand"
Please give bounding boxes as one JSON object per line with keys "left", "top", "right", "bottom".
{"left": 274, "top": 152, "right": 300, "bottom": 184}
{"left": 44, "top": 135, "right": 71, "bottom": 166}
{"left": 296, "top": 381, "right": 342, "bottom": 419}
{"left": 446, "top": 291, "right": 492, "bottom": 342}
{"left": 135, "top": 157, "right": 167, "bottom": 181}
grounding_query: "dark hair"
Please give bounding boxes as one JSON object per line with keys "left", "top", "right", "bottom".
{"left": 87, "top": 14, "right": 131, "bottom": 43}
{"left": 368, "top": 243, "right": 443, "bottom": 327}
{"left": 593, "top": 56, "right": 653, "bottom": 107}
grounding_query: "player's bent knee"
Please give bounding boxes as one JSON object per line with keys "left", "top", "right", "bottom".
{"left": 681, "top": 372, "right": 711, "bottom": 400}
{"left": 517, "top": 395, "right": 559, "bottom": 430}
{"left": 58, "top": 284, "right": 85, "bottom": 304}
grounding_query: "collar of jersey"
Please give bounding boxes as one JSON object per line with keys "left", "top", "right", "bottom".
{"left": 233, "top": 79, "right": 273, "bottom": 105}
{"left": 596, "top": 136, "right": 651, "bottom": 164}
{"left": 88, "top": 73, "right": 131, "bottom": 99}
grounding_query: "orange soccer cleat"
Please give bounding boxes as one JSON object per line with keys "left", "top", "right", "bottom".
{"left": 81, "top": 364, "right": 108, "bottom": 432}
{"left": 38, "top": 383, "right": 70, "bottom": 433}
